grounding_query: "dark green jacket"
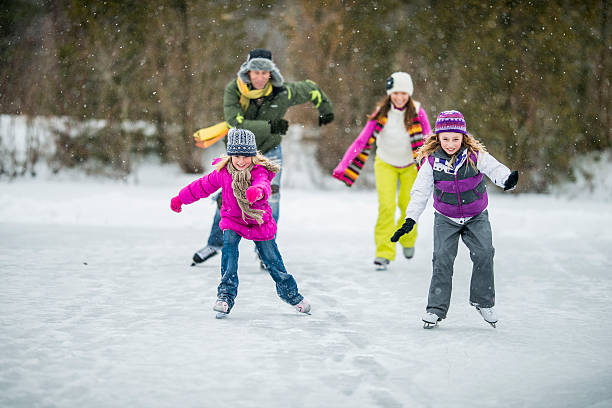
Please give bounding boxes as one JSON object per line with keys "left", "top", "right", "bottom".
{"left": 223, "top": 78, "right": 334, "bottom": 154}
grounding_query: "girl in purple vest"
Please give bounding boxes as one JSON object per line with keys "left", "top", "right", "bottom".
{"left": 333, "top": 72, "right": 432, "bottom": 270}
{"left": 391, "top": 110, "right": 518, "bottom": 328}
{"left": 170, "top": 128, "right": 311, "bottom": 318}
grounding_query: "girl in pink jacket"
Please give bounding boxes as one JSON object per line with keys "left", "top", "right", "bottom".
{"left": 170, "top": 128, "right": 310, "bottom": 318}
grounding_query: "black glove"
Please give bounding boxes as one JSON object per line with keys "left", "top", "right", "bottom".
{"left": 269, "top": 119, "right": 289, "bottom": 135}
{"left": 318, "top": 112, "right": 334, "bottom": 126}
{"left": 390, "top": 218, "right": 416, "bottom": 242}
{"left": 504, "top": 170, "right": 519, "bottom": 191}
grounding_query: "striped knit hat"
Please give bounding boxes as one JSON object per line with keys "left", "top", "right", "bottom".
{"left": 434, "top": 110, "right": 467, "bottom": 134}
{"left": 227, "top": 128, "right": 257, "bottom": 156}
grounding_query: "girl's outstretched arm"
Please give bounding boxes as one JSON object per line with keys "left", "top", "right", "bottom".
{"left": 477, "top": 151, "right": 512, "bottom": 189}
{"left": 177, "top": 170, "right": 222, "bottom": 206}
{"left": 417, "top": 106, "right": 432, "bottom": 136}
{"left": 248, "top": 166, "right": 272, "bottom": 201}
{"left": 332, "top": 120, "right": 378, "bottom": 179}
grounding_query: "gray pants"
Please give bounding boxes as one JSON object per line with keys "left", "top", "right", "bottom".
{"left": 427, "top": 210, "right": 495, "bottom": 319}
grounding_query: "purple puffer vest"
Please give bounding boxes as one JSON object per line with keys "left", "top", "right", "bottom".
{"left": 428, "top": 147, "right": 488, "bottom": 219}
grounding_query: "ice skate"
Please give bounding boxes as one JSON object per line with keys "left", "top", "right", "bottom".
{"left": 476, "top": 306, "right": 497, "bottom": 328}
{"left": 402, "top": 247, "right": 415, "bottom": 259}
{"left": 192, "top": 245, "right": 221, "bottom": 266}
{"left": 213, "top": 299, "right": 229, "bottom": 319}
{"left": 374, "top": 257, "right": 390, "bottom": 271}
{"left": 422, "top": 311, "right": 442, "bottom": 329}
{"left": 294, "top": 299, "right": 311, "bottom": 314}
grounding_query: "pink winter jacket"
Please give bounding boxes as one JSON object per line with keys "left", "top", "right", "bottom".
{"left": 178, "top": 161, "right": 277, "bottom": 241}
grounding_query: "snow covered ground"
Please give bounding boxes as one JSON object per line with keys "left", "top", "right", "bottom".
{"left": 1, "top": 111, "right": 612, "bottom": 408}
{"left": 1, "top": 156, "right": 612, "bottom": 408}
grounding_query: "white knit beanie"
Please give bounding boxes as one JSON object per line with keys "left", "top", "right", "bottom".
{"left": 386, "top": 72, "right": 414, "bottom": 96}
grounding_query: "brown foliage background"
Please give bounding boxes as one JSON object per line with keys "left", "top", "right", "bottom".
{"left": 1, "top": 0, "right": 609, "bottom": 191}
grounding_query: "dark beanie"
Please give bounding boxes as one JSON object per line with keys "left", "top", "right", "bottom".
{"left": 248, "top": 48, "right": 272, "bottom": 61}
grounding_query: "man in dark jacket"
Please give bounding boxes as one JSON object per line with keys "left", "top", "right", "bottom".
{"left": 192, "top": 48, "right": 334, "bottom": 265}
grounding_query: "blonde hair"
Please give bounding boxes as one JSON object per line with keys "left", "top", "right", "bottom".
{"left": 367, "top": 95, "right": 417, "bottom": 130}
{"left": 214, "top": 152, "right": 281, "bottom": 173}
{"left": 416, "top": 132, "right": 487, "bottom": 169}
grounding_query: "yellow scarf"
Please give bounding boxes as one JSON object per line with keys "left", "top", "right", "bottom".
{"left": 237, "top": 77, "right": 273, "bottom": 112}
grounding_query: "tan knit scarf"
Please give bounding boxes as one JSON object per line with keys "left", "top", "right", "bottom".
{"left": 226, "top": 160, "right": 265, "bottom": 224}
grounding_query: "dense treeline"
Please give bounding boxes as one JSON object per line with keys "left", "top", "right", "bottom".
{"left": 0, "top": 0, "right": 609, "bottom": 191}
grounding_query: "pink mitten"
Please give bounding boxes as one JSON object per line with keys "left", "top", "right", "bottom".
{"left": 246, "top": 186, "right": 263, "bottom": 203}
{"left": 170, "top": 196, "right": 183, "bottom": 213}
{"left": 332, "top": 166, "right": 344, "bottom": 178}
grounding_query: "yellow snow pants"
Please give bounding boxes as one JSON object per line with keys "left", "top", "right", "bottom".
{"left": 374, "top": 155, "right": 418, "bottom": 260}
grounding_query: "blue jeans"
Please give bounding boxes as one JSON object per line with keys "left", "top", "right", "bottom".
{"left": 217, "top": 230, "right": 303, "bottom": 312}
{"left": 206, "top": 145, "right": 282, "bottom": 248}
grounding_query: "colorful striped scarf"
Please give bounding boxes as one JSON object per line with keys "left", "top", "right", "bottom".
{"left": 337, "top": 115, "right": 425, "bottom": 187}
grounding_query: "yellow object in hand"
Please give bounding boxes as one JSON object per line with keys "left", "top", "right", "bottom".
{"left": 193, "top": 122, "right": 230, "bottom": 149}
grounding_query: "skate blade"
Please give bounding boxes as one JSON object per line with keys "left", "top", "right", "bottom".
{"left": 423, "top": 321, "right": 438, "bottom": 329}
{"left": 476, "top": 308, "right": 497, "bottom": 328}
{"left": 374, "top": 265, "right": 388, "bottom": 271}
{"left": 215, "top": 312, "right": 228, "bottom": 319}
{"left": 296, "top": 310, "right": 312, "bottom": 315}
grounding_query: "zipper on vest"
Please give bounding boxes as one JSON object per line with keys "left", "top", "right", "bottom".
{"left": 455, "top": 173, "right": 464, "bottom": 219}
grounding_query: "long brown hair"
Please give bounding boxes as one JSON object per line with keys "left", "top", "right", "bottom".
{"left": 416, "top": 132, "right": 487, "bottom": 169}
{"left": 367, "top": 95, "right": 417, "bottom": 130}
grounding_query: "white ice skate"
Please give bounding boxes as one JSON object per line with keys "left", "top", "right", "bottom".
{"left": 476, "top": 306, "right": 497, "bottom": 328}
{"left": 294, "top": 299, "right": 311, "bottom": 314}
{"left": 374, "top": 257, "right": 390, "bottom": 271}
{"left": 422, "top": 311, "right": 442, "bottom": 329}
{"left": 402, "top": 247, "right": 415, "bottom": 259}
{"left": 213, "top": 299, "right": 229, "bottom": 319}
